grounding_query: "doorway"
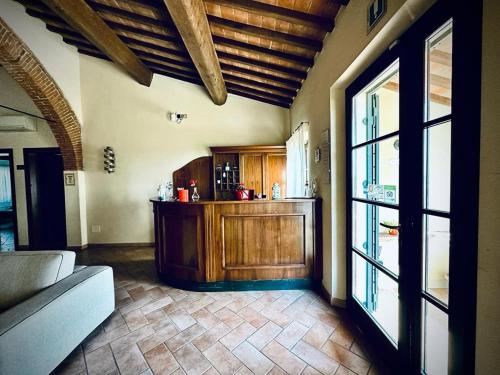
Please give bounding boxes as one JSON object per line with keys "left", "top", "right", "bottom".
{"left": 0, "top": 149, "right": 18, "bottom": 251}
{"left": 346, "top": 1, "right": 481, "bottom": 374}
{"left": 24, "top": 148, "right": 67, "bottom": 250}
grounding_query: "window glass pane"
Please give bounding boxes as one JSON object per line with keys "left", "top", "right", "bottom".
{"left": 426, "top": 20, "right": 452, "bottom": 121}
{"left": 423, "top": 215, "right": 450, "bottom": 305}
{"left": 353, "top": 253, "right": 399, "bottom": 343}
{"left": 424, "top": 122, "right": 451, "bottom": 212}
{"left": 353, "top": 201, "right": 399, "bottom": 274}
{"left": 422, "top": 300, "right": 448, "bottom": 374}
{"left": 352, "top": 136, "right": 399, "bottom": 204}
{"left": 352, "top": 61, "right": 399, "bottom": 145}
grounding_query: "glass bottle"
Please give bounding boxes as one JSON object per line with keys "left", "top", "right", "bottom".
{"left": 192, "top": 187, "right": 200, "bottom": 201}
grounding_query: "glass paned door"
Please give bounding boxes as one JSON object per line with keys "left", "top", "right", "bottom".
{"left": 421, "top": 19, "right": 453, "bottom": 375}
{"left": 350, "top": 61, "right": 400, "bottom": 345}
{"left": 348, "top": 2, "right": 480, "bottom": 373}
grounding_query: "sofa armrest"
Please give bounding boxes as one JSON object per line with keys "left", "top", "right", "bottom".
{"left": 0, "top": 266, "right": 115, "bottom": 375}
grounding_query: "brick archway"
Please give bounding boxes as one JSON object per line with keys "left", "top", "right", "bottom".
{"left": 0, "top": 18, "right": 83, "bottom": 170}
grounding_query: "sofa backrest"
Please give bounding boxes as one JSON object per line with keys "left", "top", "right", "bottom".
{"left": 0, "top": 251, "right": 76, "bottom": 311}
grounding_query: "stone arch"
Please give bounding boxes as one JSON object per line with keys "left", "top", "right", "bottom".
{"left": 0, "top": 17, "right": 83, "bottom": 170}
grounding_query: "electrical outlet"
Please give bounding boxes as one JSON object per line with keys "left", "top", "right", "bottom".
{"left": 91, "top": 225, "right": 101, "bottom": 233}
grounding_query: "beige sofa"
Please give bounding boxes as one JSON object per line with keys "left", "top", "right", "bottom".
{"left": 0, "top": 251, "right": 115, "bottom": 375}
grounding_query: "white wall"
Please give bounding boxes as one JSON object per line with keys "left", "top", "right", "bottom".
{"left": 80, "top": 55, "right": 289, "bottom": 244}
{"left": 0, "top": 1, "right": 88, "bottom": 247}
{"left": 0, "top": 0, "right": 83, "bottom": 123}
{"left": 475, "top": 0, "right": 500, "bottom": 373}
{"left": 0, "top": 68, "right": 58, "bottom": 246}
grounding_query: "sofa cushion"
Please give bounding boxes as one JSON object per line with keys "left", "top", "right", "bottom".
{"left": 0, "top": 251, "right": 76, "bottom": 311}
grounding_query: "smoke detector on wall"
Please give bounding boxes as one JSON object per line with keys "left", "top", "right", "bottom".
{"left": 168, "top": 112, "right": 187, "bottom": 124}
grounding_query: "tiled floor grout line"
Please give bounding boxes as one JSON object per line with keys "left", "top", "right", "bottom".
{"left": 54, "top": 248, "right": 383, "bottom": 375}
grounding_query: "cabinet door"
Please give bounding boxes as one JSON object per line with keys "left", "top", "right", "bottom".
{"left": 266, "top": 153, "right": 287, "bottom": 198}
{"left": 240, "top": 153, "right": 264, "bottom": 194}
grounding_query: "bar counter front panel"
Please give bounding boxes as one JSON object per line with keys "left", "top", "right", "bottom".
{"left": 152, "top": 199, "right": 321, "bottom": 291}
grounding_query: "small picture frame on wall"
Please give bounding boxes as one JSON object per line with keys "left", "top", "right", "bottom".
{"left": 64, "top": 173, "right": 76, "bottom": 186}
{"left": 314, "top": 147, "right": 321, "bottom": 163}
{"left": 367, "top": 0, "right": 387, "bottom": 34}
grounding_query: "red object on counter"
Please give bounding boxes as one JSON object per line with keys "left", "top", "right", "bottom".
{"left": 178, "top": 189, "right": 189, "bottom": 202}
{"left": 235, "top": 189, "right": 250, "bottom": 200}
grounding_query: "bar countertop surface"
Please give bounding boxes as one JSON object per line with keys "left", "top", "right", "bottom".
{"left": 150, "top": 198, "right": 316, "bottom": 204}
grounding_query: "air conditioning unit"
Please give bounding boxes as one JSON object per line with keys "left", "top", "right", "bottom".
{"left": 0, "top": 115, "right": 37, "bottom": 132}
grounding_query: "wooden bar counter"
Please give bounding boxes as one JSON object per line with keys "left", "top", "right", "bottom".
{"left": 151, "top": 199, "right": 322, "bottom": 291}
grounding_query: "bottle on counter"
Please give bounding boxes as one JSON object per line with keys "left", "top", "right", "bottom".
{"left": 166, "top": 181, "right": 173, "bottom": 201}
{"left": 158, "top": 184, "right": 167, "bottom": 201}
{"left": 272, "top": 182, "right": 281, "bottom": 200}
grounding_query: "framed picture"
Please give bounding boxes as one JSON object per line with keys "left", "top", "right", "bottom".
{"left": 64, "top": 173, "right": 76, "bottom": 186}
{"left": 367, "top": 0, "right": 387, "bottom": 33}
{"left": 314, "top": 147, "right": 321, "bottom": 163}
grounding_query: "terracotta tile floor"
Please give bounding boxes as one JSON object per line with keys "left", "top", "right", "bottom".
{"left": 53, "top": 247, "right": 386, "bottom": 375}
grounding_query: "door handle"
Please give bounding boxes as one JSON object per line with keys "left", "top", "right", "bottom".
{"left": 379, "top": 222, "right": 401, "bottom": 230}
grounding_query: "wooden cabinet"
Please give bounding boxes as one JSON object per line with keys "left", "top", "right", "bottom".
{"left": 240, "top": 153, "right": 264, "bottom": 194}
{"left": 265, "top": 153, "right": 287, "bottom": 199}
{"left": 211, "top": 146, "right": 286, "bottom": 200}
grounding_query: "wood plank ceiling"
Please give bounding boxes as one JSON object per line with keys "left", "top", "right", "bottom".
{"left": 16, "top": 0, "right": 348, "bottom": 108}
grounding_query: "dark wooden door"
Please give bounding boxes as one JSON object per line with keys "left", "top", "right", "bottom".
{"left": 25, "top": 148, "right": 67, "bottom": 249}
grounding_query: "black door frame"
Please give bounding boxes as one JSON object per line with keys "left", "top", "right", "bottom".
{"left": 24, "top": 147, "right": 67, "bottom": 249}
{"left": 345, "top": 0, "right": 482, "bottom": 373}
{"left": 0, "top": 148, "right": 19, "bottom": 250}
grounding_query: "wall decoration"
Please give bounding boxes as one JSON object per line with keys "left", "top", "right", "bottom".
{"left": 319, "top": 129, "right": 331, "bottom": 184}
{"left": 103, "top": 146, "right": 115, "bottom": 173}
{"left": 64, "top": 173, "right": 75, "bottom": 186}
{"left": 314, "top": 147, "right": 321, "bottom": 163}
{"left": 367, "top": 0, "right": 387, "bottom": 33}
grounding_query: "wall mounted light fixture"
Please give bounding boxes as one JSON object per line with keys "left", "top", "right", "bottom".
{"left": 104, "top": 146, "right": 115, "bottom": 173}
{"left": 168, "top": 112, "right": 188, "bottom": 124}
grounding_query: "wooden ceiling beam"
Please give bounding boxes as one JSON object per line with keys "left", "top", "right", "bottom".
{"left": 42, "top": 0, "right": 152, "bottom": 86}
{"left": 212, "top": 35, "right": 313, "bottom": 68}
{"left": 22, "top": 0, "right": 314, "bottom": 72}
{"left": 73, "top": 42, "right": 203, "bottom": 87}
{"left": 106, "top": 20, "right": 182, "bottom": 44}
{"left": 204, "top": 0, "right": 334, "bottom": 32}
{"left": 41, "top": 13, "right": 302, "bottom": 93}
{"left": 217, "top": 51, "right": 307, "bottom": 80}
{"left": 143, "top": 62, "right": 199, "bottom": 80}
{"left": 63, "top": 34, "right": 196, "bottom": 74}
{"left": 225, "top": 82, "right": 293, "bottom": 101}
{"left": 119, "top": 36, "right": 189, "bottom": 59}
{"left": 227, "top": 88, "right": 291, "bottom": 108}
{"left": 220, "top": 63, "right": 301, "bottom": 90}
{"left": 222, "top": 73, "right": 297, "bottom": 97}
{"left": 56, "top": 22, "right": 300, "bottom": 94}
{"left": 73, "top": 40, "right": 292, "bottom": 108}
{"left": 79, "top": 41, "right": 296, "bottom": 97}
{"left": 163, "top": 0, "right": 227, "bottom": 105}
{"left": 149, "top": 67, "right": 203, "bottom": 86}
{"left": 86, "top": 0, "right": 169, "bottom": 27}
{"left": 207, "top": 15, "right": 322, "bottom": 52}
